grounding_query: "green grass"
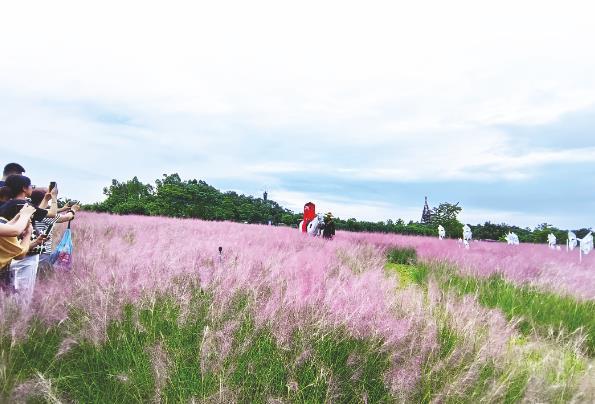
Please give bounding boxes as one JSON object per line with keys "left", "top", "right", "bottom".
{"left": 386, "top": 261, "right": 595, "bottom": 356}
{"left": 386, "top": 246, "right": 418, "bottom": 265}
{"left": 291, "top": 330, "right": 390, "bottom": 402}
{"left": 1, "top": 255, "right": 592, "bottom": 402}
{"left": 2, "top": 291, "right": 215, "bottom": 403}
{"left": 444, "top": 273, "right": 595, "bottom": 355}
{"left": 386, "top": 262, "right": 588, "bottom": 403}
{"left": 0, "top": 290, "right": 393, "bottom": 403}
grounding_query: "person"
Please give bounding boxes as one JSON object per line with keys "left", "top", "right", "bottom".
{"left": 30, "top": 188, "right": 79, "bottom": 275}
{"left": 0, "top": 174, "right": 35, "bottom": 217}
{"left": 322, "top": 212, "right": 336, "bottom": 239}
{"left": 0, "top": 204, "right": 36, "bottom": 292}
{"left": 0, "top": 163, "right": 26, "bottom": 187}
{"left": 0, "top": 175, "right": 47, "bottom": 305}
{"left": 0, "top": 174, "right": 57, "bottom": 219}
{"left": 0, "top": 186, "right": 11, "bottom": 205}
{"left": 0, "top": 204, "right": 36, "bottom": 237}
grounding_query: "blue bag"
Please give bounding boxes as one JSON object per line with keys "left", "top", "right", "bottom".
{"left": 50, "top": 221, "right": 73, "bottom": 270}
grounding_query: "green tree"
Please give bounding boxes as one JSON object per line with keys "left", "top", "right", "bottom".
{"left": 101, "top": 176, "right": 154, "bottom": 214}
{"left": 429, "top": 202, "right": 463, "bottom": 238}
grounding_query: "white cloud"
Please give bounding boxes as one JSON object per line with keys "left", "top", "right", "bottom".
{"left": 271, "top": 188, "right": 421, "bottom": 223}
{"left": 1, "top": 0, "right": 594, "bottom": 226}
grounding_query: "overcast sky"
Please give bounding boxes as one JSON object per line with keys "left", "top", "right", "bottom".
{"left": 1, "top": 1, "right": 594, "bottom": 229}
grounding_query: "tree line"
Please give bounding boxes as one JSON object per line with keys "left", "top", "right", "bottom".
{"left": 84, "top": 174, "right": 591, "bottom": 244}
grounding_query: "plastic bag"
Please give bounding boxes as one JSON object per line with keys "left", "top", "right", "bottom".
{"left": 50, "top": 222, "right": 73, "bottom": 270}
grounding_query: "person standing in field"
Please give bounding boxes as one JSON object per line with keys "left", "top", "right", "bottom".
{"left": 30, "top": 188, "right": 80, "bottom": 275}
{"left": 0, "top": 175, "right": 48, "bottom": 305}
{"left": 322, "top": 212, "right": 335, "bottom": 239}
{"left": 0, "top": 204, "right": 36, "bottom": 292}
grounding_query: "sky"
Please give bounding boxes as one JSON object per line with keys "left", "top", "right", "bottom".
{"left": 1, "top": 0, "right": 594, "bottom": 229}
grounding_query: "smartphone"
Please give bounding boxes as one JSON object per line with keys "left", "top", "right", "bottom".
{"left": 44, "top": 223, "right": 55, "bottom": 236}
{"left": 49, "top": 181, "right": 57, "bottom": 191}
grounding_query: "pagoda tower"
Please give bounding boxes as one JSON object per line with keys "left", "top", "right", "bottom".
{"left": 421, "top": 196, "right": 432, "bottom": 224}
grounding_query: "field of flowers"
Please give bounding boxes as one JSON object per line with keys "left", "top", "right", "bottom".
{"left": 343, "top": 232, "right": 595, "bottom": 300}
{"left": 0, "top": 212, "right": 593, "bottom": 403}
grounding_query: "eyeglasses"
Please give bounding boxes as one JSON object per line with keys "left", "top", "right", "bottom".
{"left": 30, "top": 185, "right": 36, "bottom": 189}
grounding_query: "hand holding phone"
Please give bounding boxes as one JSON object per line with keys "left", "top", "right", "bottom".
{"left": 49, "top": 182, "right": 58, "bottom": 197}
{"left": 44, "top": 223, "right": 55, "bottom": 236}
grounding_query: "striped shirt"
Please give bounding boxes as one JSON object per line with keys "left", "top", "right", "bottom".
{"left": 31, "top": 214, "right": 61, "bottom": 255}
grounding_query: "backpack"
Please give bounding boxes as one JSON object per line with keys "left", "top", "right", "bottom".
{"left": 50, "top": 221, "right": 73, "bottom": 270}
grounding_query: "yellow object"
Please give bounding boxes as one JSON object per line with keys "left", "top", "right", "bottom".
{"left": 0, "top": 234, "right": 27, "bottom": 268}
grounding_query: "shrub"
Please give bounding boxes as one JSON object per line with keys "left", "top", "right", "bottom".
{"left": 386, "top": 247, "right": 417, "bottom": 265}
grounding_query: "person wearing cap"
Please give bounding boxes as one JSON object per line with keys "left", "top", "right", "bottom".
{"left": 322, "top": 212, "right": 336, "bottom": 239}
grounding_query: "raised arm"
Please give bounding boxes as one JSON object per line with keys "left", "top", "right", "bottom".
{"left": 56, "top": 204, "right": 80, "bottom": 223}
{"left": 0, "top": 205, "right": 36, "bottom": 237}
{"left": 44, "top": 186, "right": 59, "bottom": 218}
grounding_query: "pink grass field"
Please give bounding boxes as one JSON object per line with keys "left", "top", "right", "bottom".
{"left": 1, "top": 212, "right": 592, "bottom": 339}
{"left": 3, "top": 212, "right": 591, "bottom": 334}
{"left": 341, "top": 231, "right": 595, "bottom": 300}
{"left": 1, "top": 212, "right": 592, "bottom": 400}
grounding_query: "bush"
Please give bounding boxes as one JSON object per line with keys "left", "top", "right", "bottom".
{"left": 386, "top": 247, "right": 417, "bottom": 265}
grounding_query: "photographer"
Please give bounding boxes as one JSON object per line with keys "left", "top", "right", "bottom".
{"left": 0, "top": 204, "right": 36, "bottom": 292}
{"left": 30, "top": 187, "right": 79, "bottom": 274}
{"left": 0, "top": 175, "right": 47, "bottom": 304}
{"left": 0, "top": 175, "right": 49, "bottom": 221}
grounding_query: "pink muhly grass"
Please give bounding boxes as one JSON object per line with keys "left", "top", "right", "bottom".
{"left": 0, "top": 213, "right": 409, "bottom": 335}
{"left": 342, "top": 231, "right": 595, "bottom": 300}
{"left": 0, "top": 212, "right": 541, "bottom": 399}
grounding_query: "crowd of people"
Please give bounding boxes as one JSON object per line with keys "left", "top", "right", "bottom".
{"left": 0, "top": 162, "right": 80, "bottom": 307}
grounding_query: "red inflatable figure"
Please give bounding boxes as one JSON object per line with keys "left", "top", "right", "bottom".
{"left": 301, "top": 202, "right": 316, "bottom": 232}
